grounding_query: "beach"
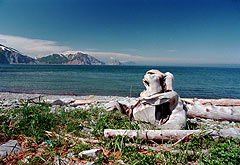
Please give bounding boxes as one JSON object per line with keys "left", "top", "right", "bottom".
{"left": 1, "top": 91, "right": 239, "bottom": 130}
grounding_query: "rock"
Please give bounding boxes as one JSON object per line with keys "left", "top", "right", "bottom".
{"left": 78, "top": 149, "right": 103, "bottom": 159}
{"left": 22, "top": 156, "right": 31, "bottom": 163}
{"left": 105, "top": 101, "right": 122, "bottom": 111}
{"left": 66, "top": 152, "right": 75, "bottom": 158}
{"left": 54, "top": 156, "right": 71, "bottom": 165}
{"left": 61, "top": 98, "right": 75, "bottom": 104}
{"left": 50, "top": 99, "right": 67, "bottom": 106}
{"left": 64, "top": 106, "right": 75, "bottom": 112}
{"left": 221, "top": 121, "right": 230, "bottom": 125}
{"left": 86, "top": 162, "right": 96, "bottom": 165}
{"left": 49, "top": 108, "right": 56, "bottom": 114}
{"left": 3, "top": 100, "right": 12, "bottom": 107}
{"left": 82, "top": 127, "right": 93, "bottom": 133}
{"left": 220, "top": 128, "right": 240, "bottom": 139}
{"left": 0, "top": 140, "right": 24, "bottom": 157}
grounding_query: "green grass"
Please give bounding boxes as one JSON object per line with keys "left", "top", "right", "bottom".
{"left": 0, "top": 103, "right": 240, "bottom": 164}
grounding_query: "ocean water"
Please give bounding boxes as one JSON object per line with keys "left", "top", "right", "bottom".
{"left": 0, "top": 64, "right": 240, "bottom": 99}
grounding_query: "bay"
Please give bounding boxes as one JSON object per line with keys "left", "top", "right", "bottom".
{"left": 0, "top": 64, "right": 239, "bottom": 99}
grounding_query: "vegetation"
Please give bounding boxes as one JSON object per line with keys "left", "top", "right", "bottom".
{"left": 0, "top": 102, "right": 239, "bottom": 164}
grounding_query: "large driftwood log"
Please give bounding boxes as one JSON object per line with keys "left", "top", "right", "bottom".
{"left": 185, "top": 101, "right": 240, "bottom": 122}
{"left": 183, "top": 98, "right": 240, "bottom": 107}
{"left": 104, "top": 129, "right": 200, "bottom": 142}
{"left": 104, "top": 128, "right": 240, "bottom": 141}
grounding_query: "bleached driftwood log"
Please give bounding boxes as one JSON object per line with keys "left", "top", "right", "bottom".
{"left": 104, "top": 129, "right": 200, "bottom": 142}
{"left": 185, "top": 100, "right": 240, "bottom": 122}
{"left": 114, "top": 69, "right": 187, "bottom": 130}
{"left": 183, "top": 98, "right": 240, "bottom": 107}
{"left": 104, "top": 128, "right": 240, "bottom": 141}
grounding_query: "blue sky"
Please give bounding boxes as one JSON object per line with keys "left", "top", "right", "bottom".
{"left": 0, "top": 0, "right": 240, "bottom": 65}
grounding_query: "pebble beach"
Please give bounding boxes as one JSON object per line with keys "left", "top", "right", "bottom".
{"left": 1, "top": 92, "right": 239, "bottom": 130}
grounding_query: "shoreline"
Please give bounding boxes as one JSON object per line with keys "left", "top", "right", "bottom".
{"left": 0, "top": 91, "right": 136, "bottom": 102}
{"left": 1, "top": 91, "right": 240, "bottom": 102}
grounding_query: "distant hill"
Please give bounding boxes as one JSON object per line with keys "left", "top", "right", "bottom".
{"left": 37, "top": 54, "right": 69, "bottom": 64}
{"left": 0, "top": 44, "right": 36, "bottom": 64}
{"left": 0, "top": 44, "right": 126, "bottom": 65}
{"left": 37, "top": 52, "right": 105, "bottom": 65}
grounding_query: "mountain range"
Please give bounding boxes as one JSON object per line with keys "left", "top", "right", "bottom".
{"left": 37, "top": 53, "right": 105, "bottom": 65}
{"left": 0, "top": 44, "right": 134, "bottom": 65}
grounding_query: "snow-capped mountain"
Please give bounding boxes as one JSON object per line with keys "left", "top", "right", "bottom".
{"left": 37, "top": 52, "right": 105, "bottom": 65}
{"left": 0, "top": 44, "right": 36, "bottom": 64}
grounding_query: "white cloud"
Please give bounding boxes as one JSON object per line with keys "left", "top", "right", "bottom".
{"left": 0, "top": 34, "right": 71, "bottom": 57}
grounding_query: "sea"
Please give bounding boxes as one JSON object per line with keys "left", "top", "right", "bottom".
{"left": 0, "top": 64, "right": 240, "bottom": 99}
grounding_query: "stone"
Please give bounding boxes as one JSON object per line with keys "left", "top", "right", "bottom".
{"left": 82, "top": 127, "right": 93, "bottom": 133}
{"left": 220, "top": 128, "right": 240, "bottom": 139}
{"left": 3, "top": 100, "right": 12, "bottom": 107}
{"left": 54, "top": 156, "right": 71, "bottom": 165}
{"left": 50, "top": 99, "right": 67, "bottom": 106}
{"left": 86, "top": 162, "right": 96, "bottom": 165}
{"left": 78, "top": 149, "right": 103, "bottom": 159}
{"left": 221, "top": 121, "right": 230, "bottom": 125}
{"left": 0, "top": 140, "right": 24, "bottom": 157}
{"left": 105, "top": 101, "right": 122, "bottom": 111}
{"left": 64, "top": 106, "right": 75, "bottom": 112}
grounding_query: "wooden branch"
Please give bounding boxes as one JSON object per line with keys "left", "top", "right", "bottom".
{"left": 104, "top": 129, "right": 201, "bottom": 142}
{"left": 172, "top": 133, "right": 193, "bottom": 147}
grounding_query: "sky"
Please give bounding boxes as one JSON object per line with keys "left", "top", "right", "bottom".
{"left": 0, "top": 0, "right": 240, "bottom": 65}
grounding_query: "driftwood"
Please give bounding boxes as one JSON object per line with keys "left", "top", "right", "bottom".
{"left": 46, "top": 131, "right": 206, "bottom": 154}
{"left": 115, "top": 69, "right": 187, "bottom": 130}
{"left": 104, "top": 128, "right": 240, "bottom": 141}
{"left": 183, "top": 98, "right": 240, "bottom": 107}
{"left": 70, "top": 100, "right": 109, "bottom": 106}
{"left": 104, "top": 129, "right": 200, "bottom": 142}
{"left": 185, "top": 101, "right": 240, "bottom": 122}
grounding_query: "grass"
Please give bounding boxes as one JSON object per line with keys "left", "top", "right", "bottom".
{"left": 0, "top": 102, "right": 240, "bottom": 164}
